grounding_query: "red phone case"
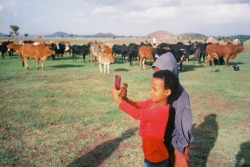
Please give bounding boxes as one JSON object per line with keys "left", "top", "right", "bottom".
{"left": 115, "top": 75, "right": 121, "bottom": 90}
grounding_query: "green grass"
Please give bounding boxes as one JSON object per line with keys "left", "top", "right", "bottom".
{"left": 0, "top": 39, "right": 250, "bottom": 167}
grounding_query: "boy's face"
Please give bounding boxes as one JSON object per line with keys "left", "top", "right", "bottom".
{"left": 150, "top": 77, "right": 171, "bottom": 105}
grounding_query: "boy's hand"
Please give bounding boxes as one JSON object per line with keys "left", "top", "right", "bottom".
{"left": 112, "top": 84, "right": 122, "bottom": 104}
{"left": 119, "top": 83, "right": 128, "bottom": 99}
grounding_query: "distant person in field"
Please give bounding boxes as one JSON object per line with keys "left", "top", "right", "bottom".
{"left": 206, "top": 35, "right": 214, "bottom": 43}
{"left": 112, "top": 70, "right": 179, "bottom": 167}
{"left": 239, "top": 36, "right": 245, "bottom": 46}
{"left": 153, "top": 37, "right": 157, "bottom": 46}
{"left": 119, "top": 52, "right": 194, "bottom": 167}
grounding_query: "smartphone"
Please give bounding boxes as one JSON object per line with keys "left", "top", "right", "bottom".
{"left": 115, "top": 75, "right": 121, "bottom": 90}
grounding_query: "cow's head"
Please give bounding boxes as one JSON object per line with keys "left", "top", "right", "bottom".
{"left": 98, "top": 43, "right": 105, "bottom": 53}
{"left": 45, "top": 46, "right": 55, "bottom": 57}
{"left": 108, "top": 54, "right": 115, "bottom": 63}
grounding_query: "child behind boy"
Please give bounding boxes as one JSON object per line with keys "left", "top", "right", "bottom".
{"left": 111, "top": 70, "right": 179, "bottom": 167}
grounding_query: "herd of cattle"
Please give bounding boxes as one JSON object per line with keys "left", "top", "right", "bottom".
{"left": 0, "top": 39, "right": 245, "bottom": 72}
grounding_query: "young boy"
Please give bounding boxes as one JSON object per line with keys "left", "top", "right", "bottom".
{"left": 111, "top": 70, "right": 179, "bottom": 167}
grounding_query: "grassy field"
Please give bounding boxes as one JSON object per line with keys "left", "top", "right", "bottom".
{"left": 0, "top": 38, "right": 250, "bottom": 167}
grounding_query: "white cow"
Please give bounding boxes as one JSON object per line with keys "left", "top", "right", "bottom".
{"left": 98, "top": 52, "right": 115, "bottom": 74}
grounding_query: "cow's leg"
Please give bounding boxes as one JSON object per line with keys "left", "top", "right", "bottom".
{"left": 36, "top": 59, "right": 39, "bottom": 70}
{"left": 211, "top": 54, "right": 215, "bottom": 66}
{"left": 107, "top": 64, "right": 110, "bottom": 74}
{"left": 41, "top": 60, "right": 45, "bottom": 70}
{"left": 99, "top": 63, "right": 103, "bottom": 73}
{"left": 198, "top": 53, "right": 202, "bottom": 64}
{"left": 90, "top": 55, "right": 92, "bottom": 64}
{"left": 142, "top": 58, "right": 146, "bottom": 70}
{"left": 72, "top": 53, "right": 75, "bottom": 62}
{"left": 129, "top": 55, "right": 132, "bottom": 66}
{"left": 18, "top": 52, "right": 21, "bottom": 59}
{"left": 225, "top": 58, "right": 229, "bottom": 67}
{"left": 23, "top": 56, "right": 29, "bottom": 70}
{"left": 180, "top": 62, "right": 183, "bottom": 71}
{"left": 104, "top": 63, "right": 107, "bottom": 74}
{"left": 83, "top": 54, "right": 86, "bottom": 63}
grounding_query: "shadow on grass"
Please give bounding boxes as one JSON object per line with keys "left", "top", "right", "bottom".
{"left": 49, "top": 64, "right": 85, "bottom": 68}
{"left": 179, "top": 64, "right": 206, "bottom": 73}
{"left": 113, "top": 68, "right": 130, "bottom": 72}
{"left": 235, "top": 141, "right": 250, "bottom": 167}
{"left": 67, "top": 127, "right": 137, "bottom": 167}
{"left": 190, "top": 114, "right": 218, "bottom": 167}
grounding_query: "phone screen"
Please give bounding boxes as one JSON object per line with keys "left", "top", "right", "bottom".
{"left": 115, "top": 75, "right": 121, "bottom": 90}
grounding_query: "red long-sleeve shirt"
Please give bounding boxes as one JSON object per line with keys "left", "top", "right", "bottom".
{"left": 119, "top": 99, "right": 169, "bottom": 162}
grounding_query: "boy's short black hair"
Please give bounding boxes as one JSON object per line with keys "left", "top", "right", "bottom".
{"left": 153, "top": 70, "right": 179, "bottom": 95}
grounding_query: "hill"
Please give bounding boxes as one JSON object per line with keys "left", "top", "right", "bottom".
{"left": 45, "top": 31, "right": 72, "bottom": 38}
{"left": 146, "top": 30, "right": 208, "bottom": 39}
{"left": 45, "top": 31, "right": 118, "bottom": 38}
{"left": 146, "top": 30, "right": 175, "bottom": 38}
{"left": 0, "top": 32, "right": 8, "bottom": 37}
{"left": 178, "top": 32, "right": 207, "bottom": 39}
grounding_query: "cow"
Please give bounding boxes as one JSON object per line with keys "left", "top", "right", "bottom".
{"left": 63, "top": 41, "right": 71, "bottom": 55}
{"left": 89, "top": 41, "right": 104, "bottom": 65}
{"left": 97, "top": 52, "right": 115, "bottom": 74}
{"left": 138, "top": 46, "right": 155, "bottom": 70}
{"left": 192, "top": 47, "right": 201, "bottom": 64}
{"left": 206, "top": 43, "right": 245, "bottom": 66}
{"left": 127, "top": 42, "right": 154, "bottom": 66}
{"left": 20, "top": 43, "right": 55, "bottom": 70}
{"left": 194, "top": 42, "right": 212, "bottom": 64}
{"left": 22, "top": 40, "right": 35, "bottom": 44}
{"left": 49, "top": 42, "right": 66, "bottom": 60}
{"left": 0, "top": 41, "right": 13, "bottom": 59}
{"left": 157, "top": 43, "right": 192, "bottom": 71}
{"left": 7, "top": 43, "right": 23, "bottom": 59}
{"left": 127, "top": 43, "right": 140, "bottom": 66}
{"left": 71, "top": 44, "right": 90, "bottom": 63}
{"left": 103, "top": 44, "right": 112, "bottom": 54}
{"left": 112, "top": 44, "right": 128, "bottom": 63}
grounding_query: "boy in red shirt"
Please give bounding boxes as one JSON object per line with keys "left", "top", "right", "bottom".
{"left": 112, "top": 70, "right": 179, "bottom": 167}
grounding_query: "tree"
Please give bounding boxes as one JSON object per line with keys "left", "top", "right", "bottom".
{"left": 24, "top": 33, "right": 28, "bottom": 38}
{"left": 10, "top": 25, "right": 20, "bottom": 37}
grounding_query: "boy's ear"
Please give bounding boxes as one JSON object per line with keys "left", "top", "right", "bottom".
{"left": 165, "top": 89, "right": 171, "bottom": 97}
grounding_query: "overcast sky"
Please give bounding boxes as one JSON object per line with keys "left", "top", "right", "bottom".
{"left": 0, "top": 0, "right": 250, "bottom": 37}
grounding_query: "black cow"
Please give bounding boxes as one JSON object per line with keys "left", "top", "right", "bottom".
{"left": 23, "top": 40, "right": 35, "bottom": 44}
{"left": 195, "top": 42, "right": 211, "bottom": 64}
{"left": 0, "top": 41, "right": 13, "bottom": 59}
{"left": 157, "top": 43, "right": 196, "bottom": 71}
{"left": 50, "top": 42, "right": 66, "bottom": 60}
{"left": 71, "top": 44, "right": 90, "bottom": 63}
{"left": 151, "top": 47, "right": 170, "bottom": 60}
{"left": 112, "top": 44, "right": 128, "bottom": 63}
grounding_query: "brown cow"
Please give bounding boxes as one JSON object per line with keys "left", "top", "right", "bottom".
{"left": 138, "top": 45, "right": 155, "bottom": 70}
{"left": 98, "top": 52, "right": 115, "bottom": 74}
{"left": 206, "top": 43, "right": 244, "bottom": 66}
{"left": 8, "top": 43, "right": 23, "bottom": 59}
{"left": 20, "top": 43, "right": 55, "bottom": 70}
{"left": 89, "top": 41, "right": 104, "bottom": 65}
{"left": 103, "top": 44, "right": 112, "bottom": 54}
